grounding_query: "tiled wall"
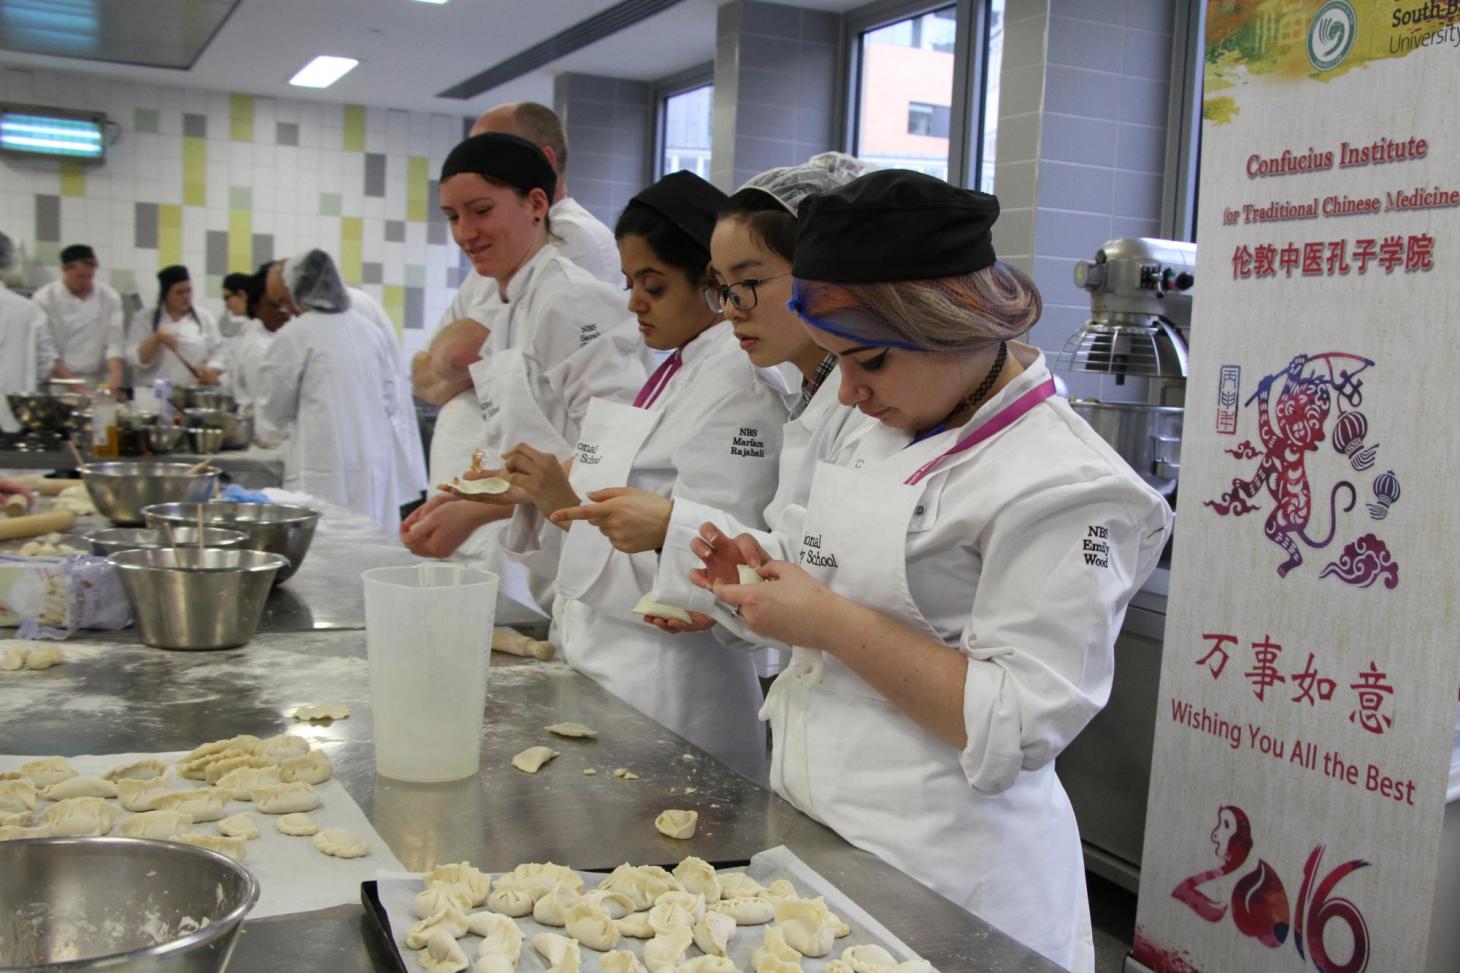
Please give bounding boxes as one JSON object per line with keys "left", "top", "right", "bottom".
{"left": 0, "top": 67, "right": 470, "bottom": 356}
{"left": 993, "top": 0, "right": 1175, "bottom": 399}
{"left": 711, "top": 1, "right": 841, "bottom": 193}
{"left": 553, "top": 74, "right": 653, "bottom": 228}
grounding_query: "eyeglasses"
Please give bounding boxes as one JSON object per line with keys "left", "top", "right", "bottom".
{"left": 703, "top": 272, "right": 790, "bottom": 313}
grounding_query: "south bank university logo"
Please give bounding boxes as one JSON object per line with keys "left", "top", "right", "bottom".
{"left": 1308, "top": 0, "right": 1357, "bottom": 71}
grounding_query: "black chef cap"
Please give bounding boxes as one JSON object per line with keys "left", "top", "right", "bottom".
{"left": 60, "top": 244, "right": 96, "bottom": 265}
{"left": 439, "top": 132, "right": 556, "bottom": 201}
{"left": 792, "top": 170, "right": 999, "bottom": 283}
{"left": 627, "top": 171, "right": 727, "bottom": 252}
{"left": 222, "top": 272, "right": 254, "bottom": 295}
{"left": 157, "top": 264, "right": 190, "bottom": 297}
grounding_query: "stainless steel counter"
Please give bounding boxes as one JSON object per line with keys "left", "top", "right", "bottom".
{"left": 0, "top": 444, "right": 286, "bottom": 489}
{"left": 0, "top": 506, "right": 1063, "bottom": 973}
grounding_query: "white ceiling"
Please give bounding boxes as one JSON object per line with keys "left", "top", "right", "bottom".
{"left": 0, "top": 0, "right": 867, "bottom": 118}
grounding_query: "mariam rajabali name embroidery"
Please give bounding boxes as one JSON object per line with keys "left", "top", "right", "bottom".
{"left": 731, "top": 426, "right": 765, "bottom": 458}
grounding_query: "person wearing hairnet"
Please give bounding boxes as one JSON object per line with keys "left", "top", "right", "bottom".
{"left": 342, "top": 283, "right": 428, "bottom": 507}
{"left": 451, "top": 172, "right": 788, "bottom": 779}
{"left": 257, "top": 251, "right": 403, "bottom": 529}
{"left": 31, "top": 243, "right": 125, "bottom": 396}
{"left": 681, "top": 171, "right": 1171, "bottom": 972}
{"left": 126, "top": 265, "right": 223, "bottom": 388}
{"left": 399, "top": 133, "right": 649, "bottom": 581}
{"left": 0, "top": 231, "right": 58, "bottom": 432}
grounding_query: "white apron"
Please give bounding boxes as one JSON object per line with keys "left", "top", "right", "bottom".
{"left": 555, "top": 362, "right": 767, "bottom": 782}
{"left": 762, "top": 380, "right": 1095, "bottom": 972}
{"left": 472, "top": 347, "right": 571, "bottom": 461}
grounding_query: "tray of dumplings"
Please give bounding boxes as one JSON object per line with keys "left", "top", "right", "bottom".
{"left": 0, "top": 735, "right": 403, "bottom": 919}
{"left": 371, "top": 845, "right": 938, "bottom": 973}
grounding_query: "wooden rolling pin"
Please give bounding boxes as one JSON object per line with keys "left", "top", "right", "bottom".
{"left": 491, "top": 627, "right": 555, "bottom": 661}
{"left": 0, "top": 510, "right": 76, "bottom": 541}
{"left": 4, "top": 493, "right": 30, "bottom": 517}
{"left": 13, "top": 477, "right": 84, "bottom": 496}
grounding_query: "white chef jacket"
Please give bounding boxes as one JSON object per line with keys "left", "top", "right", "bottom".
{"left": 226, "top": 319, "right": 280, "bottom": 445}
{"left": 347, "top": 286, "right": 428, "bottom": 501}
{"left": 125, "top": 305, "right": 223, "bottom": 389}
{"left": 0, "top": 283, "right": 56, "bottom": 432}
{"left": 549, "top": 196, "right": 620, "bottom": 284}
{"left": 31, "top": 279, "right": 125, "bottom": 381}
{"left": 257, "top": 307, "right": 403, "bottom": 530}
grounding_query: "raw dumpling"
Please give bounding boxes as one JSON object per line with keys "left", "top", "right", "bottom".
{"left": 215, "top": 766, "right": 281, "bottom": 801}
{"left": 679, "top": 958, "right": 742, "bottom": 973}
{"left": 714, "top": 896, "right": 776, "bottom": 925}
{"left": 473, "top": 954, "right": 514, "bottom": 973}
{"left": 583, "top": 889, "right": 637, "bottom": 919}
{"left": 276, "top": 812, "right": 319, "bottom": 836}
{"left": 752, "top": 927, "right": 803, "bottom": 973}
{"left": 119, "top": 809, "right": 193, "bottom": 839}
{"left": 773, "top": 898, "right": 837, "bottom": 958}
{"left": 597, "top": 863, "right": 683, "bottom": 911}
{"left": 447, "top": 475, "right": 510, "bottom": 496}
{"left": 416, "top": 886, "right": 473, "bottom": 920}
{"left": 839, "top": 945, "right": 897, "bottom": 972}
{"left": 203, "top": 753, "right": 274, "bottom": 784}
{"left": 425, "top": 861, "right": 492, "bottom": 906}
{"left": 511, "top": 746, "right": 560, "bottom": 774}
{"left": 0, "top": 824, "right": 50, "bottom": 840}
{"left": 39, "top": 776, "right": 117, "bottom": 800}
{"left": 0, "top": 811, "right": 31, "bottom": 827}
{"left": 0, "top": 779, "right": 37, "bottom": 813}
{"left": 0, "top": 644, "right": 26, "bottom": 670}
{"left": 180, "top": 734, "right": 260, "bottom": 765}
{"left": 313, "top": 827, "right": 368, "bottom": 858}
{"left": 103, "top": 759, "right": 167, "bottom": 782}
{"left": 532, "top": 933, "right": 582, "bottom": 973}
{"left": 760, "top": 880, "right": 798, "bottom": 901}
{"left": 44, "top": 797, "right": 119, "bottom": 836}
{"left": 601, "top": 950, "right": 649, "bottom": 973}
{"left": 252, "top": 781, "right": 320, "bottom": 814}
{"left": 485, "top": 880, "right": 535, "bottom": 917}
{"left": 632, "top": 593, "right": 693, "bottom": 623}
{"left": 564, "top": 898, "right": 620, "bottom": 951}
{"left": 420, "top": 927, "right": 469, "bottom": 973}
{"left": 152, "top": 789, "right": 228, "bottom": 823}
{"left": 292, "top": 703, "right": 349, "bottom": 721}
{"left": 466, "top": 911, "right": 523, "bottom": 963}
{"left": 511, "top": 862, "right": 584, "bottom": 897}
{"left": 655, "top": 809, "right": 698, "bottom": 840}
{"left": 648, "top": 891, "right": 706, "bottom": 934}
{"left": 737, "top": 564, "right": 764, "bottom": 585}
{"left": 257, "top": 734, "right": 311, "bottom": 762}
{"left": 534, "top": 883, "right": 582, "bottom": 927}
{"left": 278, "top": 749, "right": 333, "bottom": 784}
{"left": 116, "top": 777, "right": 169, "bottom": 812}
{"left": 25, "top": 645, "right": 63, "bottom": 669}
{"left": 545, "top": 722, "right": 597, "bottom": 738}
{"left": 754, "top": 955, "right": 804, "bottom": 973}
{"left": 615, "top": 911, "right": 655, "bottom": 939}
{"left": 20, "top": 756, "right": 76, "bottom": 788}
{"left": 642, "top": 927, "right": 693, "bottom": 970}
{"left": 217, "top": 813, "right": 260, "bottom": 839}
{"left": 718, "top": 874, "right": 766, "bottom": 898}
{"left": 693, "top": 911, "right": 736, "bottom": 958}
{"left": 405, "top": 907, "right": 469, "bottom": 949}
{"left": 674, "top": 856, "right": 722, "bottom": 902}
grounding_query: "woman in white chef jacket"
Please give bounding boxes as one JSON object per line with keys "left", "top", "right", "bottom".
{"left": 686, "top": 171, "right": 1172, "bottom": 972}
{"left": 400, "top": 132, "right": 649, "bottom": 568}
{"left": 126, "top": 265, "right": 223, "bottom": 389}
{"left": 452, "top": 172, "right": 787, "bottom": 780}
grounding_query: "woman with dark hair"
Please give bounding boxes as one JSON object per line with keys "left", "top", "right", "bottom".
{"left": 126, "top": 264, "right": 222, "bottom": 387}
{"left": 452, "top": 171, "right": 787, "bottom": 780}
{"left": 685, "top": 170, "right": 1172, "bottom": 971}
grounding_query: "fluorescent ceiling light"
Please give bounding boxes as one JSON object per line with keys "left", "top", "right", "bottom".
{"left": 289, "top": 56, "right": 359, "bottom": 89}
{"left": 412, "top": 1, "right": 451, "bottom": 4}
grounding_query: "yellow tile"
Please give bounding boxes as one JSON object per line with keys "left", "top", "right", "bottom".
{"left": 382, "top": 284, "right": 405, "bottom": 338}
{"left": 59, "top": 162, "right": 86, "bottom": 197}
{"left": 228, "top": 209, "right": 252, "bottom": 274}
{"left": 343, "top": 104, "right": 366, "bottom": 152}
{"left": 229, "top": 94, "right": 253, "bottom": 142}
{"left": 158, "top": 205, "right": 183, "bottom": 267}
{"left": 340, "top": 217, "right": 363, "bottom": 284}
{"left": 183, "top": 137, "right": 207, "bottom": 207}
{"left": 407, "top": 156, "right": 429, "bottom": 222}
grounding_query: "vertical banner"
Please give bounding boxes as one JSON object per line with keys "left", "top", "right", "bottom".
{"left": 1132, "top": 3, "right": 1460, "bottom": 972}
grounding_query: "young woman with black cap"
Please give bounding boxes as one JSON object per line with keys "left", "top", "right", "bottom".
{"left": 685, "top": 170, "right": 1173, "bottom": 971}
{"left": 126, "top": 264, "right": 222, "bottom": 388}
{"left": 453, "top": 171, "right": 788, "bottom": 781}
{"left": 401, "top": 132, "right": 650, "bottom": 572}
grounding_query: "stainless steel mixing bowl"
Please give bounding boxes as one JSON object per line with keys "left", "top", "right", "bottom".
{"left": 82, "top": 526, "right": 249, "bottom": 557}
{"left": 108, "top": 547, "right": 289, "bottom": 649}
{"left": 141, "top": 502, "right": 319, "bottom": 584}
{"left": 185, "top": 428, "right": 225, "bottom": 454}
{"left": 0, "top": 836, "right": 258, "bottom": 971}
{"left": 79, "top": 463, "right": 220, "bottom": 526}
{"left": 220, "top": 413, "right": 252, "bottom": 450}
{"left": 145, "top": 425, "right": 186, "bottom": 454}
{"left": 5, "top": 393, "right": 77, "bottom": 434}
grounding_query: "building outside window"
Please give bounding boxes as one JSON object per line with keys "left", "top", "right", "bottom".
{"left": 660, "top": 84, "right": 712, "bottom": 179}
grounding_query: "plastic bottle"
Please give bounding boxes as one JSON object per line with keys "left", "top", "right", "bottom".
{"left": 89, "top": 386, "right": 119, "bottom": 459}
{"left": 154, "top": 376, "right": 174, "bottom": 427}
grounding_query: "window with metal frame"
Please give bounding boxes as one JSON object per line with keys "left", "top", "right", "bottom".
{"left": 658, "top": 83, "right": 713, "bottom": 181}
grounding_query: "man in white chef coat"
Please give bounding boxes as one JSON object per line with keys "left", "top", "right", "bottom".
{"left": 0, "top": 231, "right": 57, "bottom": 432}
{"left": 30, "top": 243, "right": 125, "bottom": 396}
{"left": 344, "top": 284, "right": 429, "bottom": 507}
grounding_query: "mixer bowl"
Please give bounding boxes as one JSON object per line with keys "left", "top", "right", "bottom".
{"left": 142, "top": 502, "right": 319, "bottom": 584}
{"left": 1069, "top": 399, "right": 1183, "bottom": 497}
{"left": 79, "top": 462, "right": 220, "bottom": 526}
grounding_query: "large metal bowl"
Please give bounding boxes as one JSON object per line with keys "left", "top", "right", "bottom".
{"left": 5, "top": 393, "right": 77, "bottom": 434}
{"left": 220, "top": 413, "right": 252, "bottom": 451}
{"left": 146, "top": 425, "right": 186, "bottom": 454}
{"left": 78, "top": 463, "right": 219, "bottom": 526}
{"left": 169, "top": 388, "right": 236, "bottom": 413}
{"left": 142, "top": 502, "right": 319, "bottom": 584}
{"left": 0, "top": 836, "right": 258, "bottom": 971}
{"left": 108, "top": 547, "right": 289, "bottom": 649}
{"left": 82, "top": 526, "right": 249, "bottom": 557}
{"left": 185, "top": 428, "right": 225, "bottom": 454}
{"left": 181, "top": 408, "right": 227, "bottom": 431}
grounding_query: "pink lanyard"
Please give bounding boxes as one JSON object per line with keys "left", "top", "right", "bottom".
{"left": 904, "top": 378, "right": 1057, "bottom": 485}
{"left": 633, "top": 350, "right": 683, "bottom": 409}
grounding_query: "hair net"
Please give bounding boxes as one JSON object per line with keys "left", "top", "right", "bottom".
{"left": 806, "top": 151, "right": 874, "bottom": 182}
{"left": 0, "top": 232, "right": 13, "bottom": 272}
{"left": 738, "top": 158, "right": 860, "bottom": 216}
{"left": 284, "top": 249, "right": 352, "bottom": 313}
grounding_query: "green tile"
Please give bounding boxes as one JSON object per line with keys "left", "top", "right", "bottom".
{"left": 229, "top": 186, "right": 253, "bottom": 209}
{"left": 319, "top": 192, "right": 341, "bottom": 216}
{"left": 134, "top": 108, "right": 159, "bottom": 133}
{"left": 405, "top": 264, "right": 426, "bottom": 287}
